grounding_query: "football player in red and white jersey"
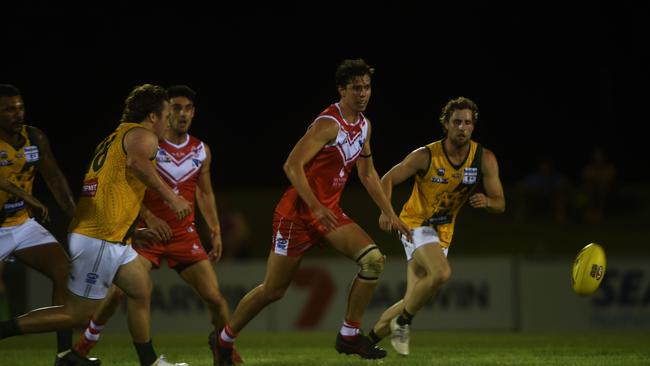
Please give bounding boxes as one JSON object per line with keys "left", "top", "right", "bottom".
{"left": 214, "top": 59, "right": 411, "bottom": 364}
{"left": 69, "top": 85, "right": 240, "bottom": 365}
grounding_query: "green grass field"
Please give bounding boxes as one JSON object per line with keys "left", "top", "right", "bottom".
{"left": 1, "top": 331, "right": 649, "bottom": 365}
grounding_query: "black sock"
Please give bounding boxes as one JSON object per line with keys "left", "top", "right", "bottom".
{"left": 56, "top": 329, "right": 73, "bottom": 352}
{"left": 368, "top": 329, "right": 382, "bottom": 344}
{"left": 397, "top": 309, "right": 414, "bottom": 326}
{"left": 0, "top": 318, "right": 23, "bottom": 339}
{"left": 133, "top": 339, "right": 157, "bottom": 366}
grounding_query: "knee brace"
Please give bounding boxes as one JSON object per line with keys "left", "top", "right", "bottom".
{"left": 355, "top": 244, "right": 385, "bottom": 282}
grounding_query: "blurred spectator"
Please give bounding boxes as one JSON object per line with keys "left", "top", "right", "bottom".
{"left": 514, "top": 157, "right": 570, "bottom": 223}
{"left": 576, "top": 147, "right": 616, "bottom": 224}
{"left": 218, "top": 201, "right": 252, "bottom": 260}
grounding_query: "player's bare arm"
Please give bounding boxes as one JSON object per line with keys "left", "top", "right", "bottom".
{"left": 0, "top": 174, "right": 49, "bottom": 221}
{"left": 284, "top": 117, "right": 340, "bottom": 231}
{"left": 381, "top": 146, "right": 430, "bottom": 199}
{"left": 28, "top": 126, "right": 76, "bottom": 217}
{"left": 378, "top": 146, "right": 430, "bottom": 233}
{"left": 124, "top": 127, "right": 192, "bottom": 219}
{"left": 195, "top": 143, "right": 223, "bottom": 262}
{"left": 468, "top": 148, "right": 505, "bottom": 213}
{"left": 356, "top": 121, "right": 411, "bottom": 240}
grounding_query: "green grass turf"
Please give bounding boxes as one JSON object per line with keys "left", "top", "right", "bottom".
{"left": 1, "top": 331, "right": 649, "bottom": 365}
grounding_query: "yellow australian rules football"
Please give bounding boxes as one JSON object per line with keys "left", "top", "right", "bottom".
{"left": 571, "top": 243, "right": 606, "bottom": 295}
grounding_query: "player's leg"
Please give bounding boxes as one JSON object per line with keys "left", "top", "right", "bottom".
{"left": 214, "top": 252, "right": 301, "bottom": 365}
{"left": 404, "top": 243, "right": 450, "bottom": 315}
{"left": 113, "top": 254, "right": 160, "bottom": 366}
{"left": 324, "top": 223, "right": 387, "bottom": 359}
{"left": 74, "top": 255, "right": 152, "bottom": 357}
{"left": 13, "top": 242, "right": 73, "bottom": 354}
{"left": 390, "top": 242, "right": 450, "bottom": 356}
{"left": 179, "top": 259, "right": 229, "bottom": 331}
{"left": 178, "top": 259, "right": 244, "bottom": 364}
{"left": 369, "top": 260, "right": 420, "bottom": 341}
{"left": 230, "top": 252, "right": 301, "bottom": 332}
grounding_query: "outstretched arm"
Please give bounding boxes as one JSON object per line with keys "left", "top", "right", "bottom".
{"left": 356, "top": 121, "right": 411, "bottom": 239}
{"left": 283, "top": 118, "right": 339, "bottom": 231}
{"left": 468, "top": 148, "right": 505, "bottom": 213}
{"left": 29, "top": 126, "right": 76, "bottom": 218}
{"left": 123, "top": 127, "right": 192, "bottom": 219}
{"left": 195, "top": 144, "right": 223, "bottom": 262}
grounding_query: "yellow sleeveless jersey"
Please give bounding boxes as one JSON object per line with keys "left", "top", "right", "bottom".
{"left": 400, "top": 139, "right": 483, "bottom": 248}
{"left": 69, "top": 123, "right": 150, "bottom": 242}
{"left": 0, "top": 126, "right": 40, "bottom": 227}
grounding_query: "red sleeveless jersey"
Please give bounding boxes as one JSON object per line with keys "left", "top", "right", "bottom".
{"left": 276, "top": 103, "right": 368, "bottom": 216}
{"left": 142, "top": 135, "right": 206, "bottom": 234}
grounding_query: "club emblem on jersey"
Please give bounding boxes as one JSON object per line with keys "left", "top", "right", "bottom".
{"left": 0, "top": 150, "right": 7, "bottom": 159}
{"left": 462, "top": 167, "right": 478, "bottom": 184}
{"left": 436, "top": 167, "right": 445, "bottom": 176}
{"left": 23, "top": 145, "right": 40, "bottom": 163}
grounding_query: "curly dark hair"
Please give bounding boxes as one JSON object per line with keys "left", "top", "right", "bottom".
{"left": 120, "top": 84, "right": 169, "bottom": 123}
{"left": 335, "top": 59, "right": 375, "bottom": 88}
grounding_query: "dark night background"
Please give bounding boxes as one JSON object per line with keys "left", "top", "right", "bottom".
{"left": 1, "top": 1, "right": 649, "bottom": 256}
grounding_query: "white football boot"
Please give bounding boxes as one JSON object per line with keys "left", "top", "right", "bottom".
{"left": 151, "top": 355, "right": 189, "bottom": 366}
{"left": 389, "top": 316, "right": 410, "bottom": 356}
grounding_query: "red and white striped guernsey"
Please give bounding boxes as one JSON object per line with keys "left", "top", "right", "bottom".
{"left": 142, "top": 135, "right": 206, "bottom": 234}
{"left": 276, "top": 103, "right": 369, "bottom": 214}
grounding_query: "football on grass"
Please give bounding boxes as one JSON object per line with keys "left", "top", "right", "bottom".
{"left": 571, "top": 243, "right": 606, "bottom": 295}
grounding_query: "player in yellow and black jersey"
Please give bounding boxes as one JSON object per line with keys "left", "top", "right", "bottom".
{"left": 0, "top": 84, "right": 77, "bottom": 363}
{"left": 368, "top": 97, "right": 506, "bottom": 356}
{"left": 0, "top": 84, "right": 191, "bottom": 366}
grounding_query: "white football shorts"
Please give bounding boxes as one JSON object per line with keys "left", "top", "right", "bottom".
{"left": 400, "top": 226, "right": 449, "bottom": 261}
{"left": 0, "top": 218, "right": 58, "bottom": 261}
{"left": 67, "top": 232, "right": 138, "bottom": 299}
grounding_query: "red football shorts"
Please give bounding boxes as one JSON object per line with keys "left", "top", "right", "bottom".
{"left": 137, "top": 225, "right": 208, "bottom": 270}
{"left": 271, "top": 208, "right": 354, "bottom": 257}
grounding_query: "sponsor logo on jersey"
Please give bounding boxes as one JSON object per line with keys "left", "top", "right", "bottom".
{"left": 462, "top": 167, "right": 478, "bottom": 184}
{"left": 80, "top": 178, "right": 99, "bottom": 197}
{"left": 23, "top": 145, "right": 39, "bottom": 163}
{"left": 3, "top": 200, "right": 25, "bottom": 213}
{"left": 431, "top": 177, "right": 449, "bottom": 184}
{"left": 0, "top": 159, "right": 12, "bottom": 166}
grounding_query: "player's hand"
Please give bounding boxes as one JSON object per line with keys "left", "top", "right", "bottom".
{"left": 26, "top": 197, "right": 50, "bottom": 223}
{"left": 144, "top": 214, "right": 172, "bottom": 242}
{"left": 311, "top": 203, "right": 338, "bottom": 231}
{"left": 132, "top": 228, "right": 159, "bottom": 248}
{"left": 379, "top": 212, "right": 413, "bottom": 242}
{"left": 208, "top": 232, "right": 223, "bottom": 262}
{"left": 468, "top": 193, "right": 490, "bottom": 209}
{"left": 170, "top": 196, "right": 192, "bottom": 219}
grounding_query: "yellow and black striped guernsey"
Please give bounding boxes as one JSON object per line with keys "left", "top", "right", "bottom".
{"left": 400, "top": 139, "right": 483, "bottom": 248}
{"left": 0, "top": 126, "right": 40, "bottom": 227}
{"left": 69, "top": 123, "right": 150, "bottom": 243}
